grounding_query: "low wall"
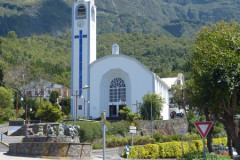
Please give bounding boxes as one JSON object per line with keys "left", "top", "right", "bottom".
{"left": 8, "top": 142, "right": 91, "bottom": 158}
{"left": 136, "top": 118, "right": 188, "bottom": 136}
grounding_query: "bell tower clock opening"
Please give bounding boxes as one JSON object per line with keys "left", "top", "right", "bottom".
{"left": 76, "top": 5, "right": 86, "bottom": 19}
{"left": 71, "top": 0, "right": 96, "bottom": 119}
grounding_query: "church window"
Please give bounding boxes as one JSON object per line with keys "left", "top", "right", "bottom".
{"left": 76, "top": 5, "right": 86, "bottom": 19}
{"left": 109, "top": 78, "right": 126, "bottom": 102}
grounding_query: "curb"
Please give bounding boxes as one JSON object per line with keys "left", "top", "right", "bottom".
{"left": 0, "top": 141, "right": 9, "bottom": 147}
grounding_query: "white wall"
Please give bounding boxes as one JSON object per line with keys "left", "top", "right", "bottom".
{"left": 154, "top": 76, "right": 170, "bottom": 120}
{"left": 90, "top": 55, "right": 154, "bottom": 119}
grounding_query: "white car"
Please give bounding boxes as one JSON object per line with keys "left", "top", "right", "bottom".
{"left": 225, "top": 147, "right": 238, "bottom": 156}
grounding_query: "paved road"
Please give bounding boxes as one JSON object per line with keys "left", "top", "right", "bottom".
{"left": 0, "top": 124, "right": 24, "bottom": 144}
{"left": 92, "top": 148, "right": 125, "bottom": 160}
{"left": 0, "top": 143, "right": 8, "bottom": 152}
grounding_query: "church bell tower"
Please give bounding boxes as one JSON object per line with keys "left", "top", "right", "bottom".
{"left": 71, "top": 0, "right": 96, "bottom": 118}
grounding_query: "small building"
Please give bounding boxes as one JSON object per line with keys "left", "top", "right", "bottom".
{"left": 24, "top": 79, "right": 70, "bottom": 101}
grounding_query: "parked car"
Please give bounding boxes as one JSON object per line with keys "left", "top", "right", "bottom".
{"left": 225, "top": 147, "right": 238, "bottom": 156}
{"left": 212, "top": 144, "right": 225, "bottom": 154}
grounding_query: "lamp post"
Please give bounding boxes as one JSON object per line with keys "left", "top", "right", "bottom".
{"left": 151, "top": 97, "right": 161, "bottom": 138}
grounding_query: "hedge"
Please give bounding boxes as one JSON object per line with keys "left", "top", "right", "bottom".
{"left": 125, "top": 137, "right": 228, "bottom": 159}
{"left": 153, "top": 132, "right": 201, "bottom": 143}
{"left": 106, "top": 135, "right": 155, "bottom": 148}
{"left": 93, "top": 135, "right": 155, "bottom": 149}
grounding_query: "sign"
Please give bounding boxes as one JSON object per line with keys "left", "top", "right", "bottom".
{"left": 126, "top": 145, "right": 130, "bottom": 154}
{"left": 130, "top": 123, "right": 135, "bottom": 127}
{"left": 129, "top": 126, "right": 136, "bottom": 134}
{"left": 101, "top": 125, "right": 108, "bottom": 132}
{"left": 179, "top": 127, "right": 185, "bottom": 135}
{"left": 194, "top": 121, "right": 213, "bottom": 138}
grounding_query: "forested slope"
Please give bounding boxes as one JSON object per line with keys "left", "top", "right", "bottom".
{"left": 0, "top": 32, "right": 193, "bottom": 87}
{"left": 0, "top": 0, "right": 239, "bottom": 37}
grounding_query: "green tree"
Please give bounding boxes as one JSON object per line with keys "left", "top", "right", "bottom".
{"left": 191, "top": 21, "right": 240, "bottom": 155}
{"left": 0, "top": 87, "right": 14, "bottom": 120}
{"left": 119, "top": 106, "right": 136, "bottom": 122}
{"left": 36, "top": 102, "right": 65, "bottom": 122}
{"left": 49, "top": 91, "right": 59, "bottom": 105}
{"left": 140, "top": 93, "right": 164, "bottom": 120}
{"left": 59, "top": 97, "right": 71, "bottom": 116}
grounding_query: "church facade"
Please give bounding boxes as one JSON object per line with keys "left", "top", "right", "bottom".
{"left": 71, "top": 0, "right": 184, "bottom": 120}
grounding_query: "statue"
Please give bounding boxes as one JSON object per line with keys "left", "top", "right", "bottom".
{"left": 68, "top": 125, "right": 74, "bottom": 137}
{"left": 37, "top": 126, "right": 44, "bottom": 136}
{"left": 73, "top": 125, "right": 80, "bottom": 136}
{"left": 58, "top": 124, "right": 64, "bottom": 137}
{"left": 26, "top": 127, "right": 34, "bottom": 136}
{"left": 47, "top": 124, "right": 56, "bottom": 137}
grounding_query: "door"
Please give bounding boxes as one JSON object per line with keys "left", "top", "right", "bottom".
{"left": 109, "top": 105, "right": 117, "bottom": 117}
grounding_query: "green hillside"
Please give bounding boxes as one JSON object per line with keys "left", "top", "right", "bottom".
{"left": 0, "top": 0, "right": 239, "bottom": 37}
{"left": 0, "top": 32, "right": 193, "bottom": 87}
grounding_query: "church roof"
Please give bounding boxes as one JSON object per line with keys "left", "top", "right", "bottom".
{"left": 161, "top": 77, "right": 178, "bottom": 88}
{"left": 91, "top": 54, "right": 153, "bottom": 75}
{"left": 91, "top": 54, "right": 172, "bottom": 89}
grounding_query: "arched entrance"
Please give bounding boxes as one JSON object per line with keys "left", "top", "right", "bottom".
{"left": 99, "top": 68, "right": 131, "bottom": 118}
{"left": 109, "top": 78, "right": 126, "bottom": 117}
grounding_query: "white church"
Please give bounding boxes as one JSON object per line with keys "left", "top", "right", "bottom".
{"left": 71, "top": 0, "right": 184, "bottom": 120}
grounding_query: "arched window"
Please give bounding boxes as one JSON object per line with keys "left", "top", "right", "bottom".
{"left": 109, "top": 78, "right": 126, "bottom": 102}
{"left": 76, "top": 5, "right": 86, "bottom": 19}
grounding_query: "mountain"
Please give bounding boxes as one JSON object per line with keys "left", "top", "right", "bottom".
{"left": 0, "top": 0, "right": 239, "bottom": 38}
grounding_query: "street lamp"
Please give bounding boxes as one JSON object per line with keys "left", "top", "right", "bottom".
{"left": 151, "top": 97, "right": 161, "bottom": 138}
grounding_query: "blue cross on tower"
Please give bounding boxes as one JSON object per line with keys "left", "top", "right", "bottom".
{"left": 74, "top": 30, "right": 87, "bottom": 96}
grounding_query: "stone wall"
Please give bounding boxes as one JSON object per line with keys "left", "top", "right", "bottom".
{"left": 22, "top": 136, "right": 80, "bottom": 143}
{"left": 8, "top": 142, "right": 91, "bottom": 158}
{"left": 136, "top": 118, "right": 188, "bottom": 136}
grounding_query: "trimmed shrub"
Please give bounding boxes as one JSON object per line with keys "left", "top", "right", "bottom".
{"left": 153, "top": 133, "right": 163, "bottom": 142}
{"left": 192, "top": 140, "right": 203, "bottom": 153}
{"left": 183, "top": 133, "right": 201, "bottom": 141}
{"left": 106, "top": 135, "right": 154, "bottom": 148}
{"left": 184, "top": 152, "right": 231, "bottom": 160}
{"left": 125, "top": 138, "right": 227, "bottom": 159}
{"left": 144, "top": 144, "right": 159, "bottom": 159}
{"left": 212, "top": 137, "right": 227, "bottom": 146}
{"left": 158, "top": 142, "right": 186, "bottom": 158}
{"left": 127, "top": 146, "right": 146, "bottom": 159}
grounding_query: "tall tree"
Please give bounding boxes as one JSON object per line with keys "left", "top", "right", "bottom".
{"left": 3, "top": 62, "right": 47, "bottom": 121}
{"left": 140, "top": 93, "right": 164, "bottom": 120}
{"left": 49, "top": 91, "right": 59, "bottom": 105}
{"left": 191, "top": 21, "right": 240, "bottom": 155}
{"left": 0, "top": 86, "right": 14, "bottom": 120}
